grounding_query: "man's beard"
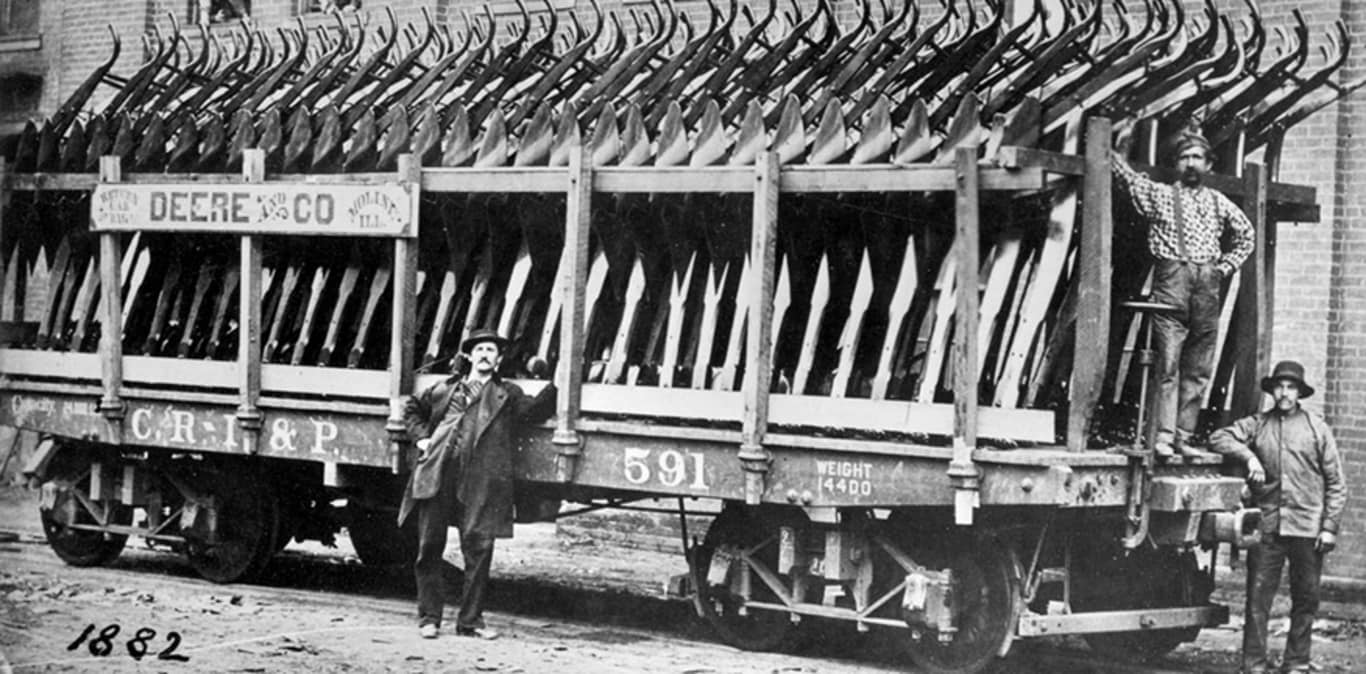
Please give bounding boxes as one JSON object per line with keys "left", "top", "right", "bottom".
{"left": 1180, "top": 169, "right": 1203, "bottom": 186}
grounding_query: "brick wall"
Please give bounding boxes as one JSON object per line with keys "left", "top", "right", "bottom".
{"left": 1237, "top": 5, "right": 1340, "bottom": 377}
{"left": 1320, "top": 0, "right": 1366, "bottom": 582}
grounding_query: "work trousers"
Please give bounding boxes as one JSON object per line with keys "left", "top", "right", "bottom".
{"left": 1243, "top": 534, "right": 1323, "bottom": 672}
{"left": 1150, "top": 259, "right": 1222, "bottom": 446}
{"left": 414, "top": 496, "right": 496, "bottom": 630}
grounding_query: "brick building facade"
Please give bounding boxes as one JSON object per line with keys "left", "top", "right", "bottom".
{"left": 0, "top": 0, "right": 1362, "bottom": 583}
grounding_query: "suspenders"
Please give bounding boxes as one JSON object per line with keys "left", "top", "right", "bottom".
{"left": 1170, "top": 185, "right": 1191, "bottom": 262}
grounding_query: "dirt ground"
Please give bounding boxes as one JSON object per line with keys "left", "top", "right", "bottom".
{"left": 1, "top": 485, "right": 1363, "bottom": 673}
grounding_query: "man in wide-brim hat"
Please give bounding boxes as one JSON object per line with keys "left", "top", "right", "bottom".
{"left": 1211, "top": 360, "right": 1346, "bottom": 674}
{"left": 398, "top": 328, "right": 555, "bottom": 640}
{"left": 1112, "top": 123, "right": 1256, "bottom": 458}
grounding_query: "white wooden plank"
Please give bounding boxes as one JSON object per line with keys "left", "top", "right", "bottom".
{"left": 573, "top": 384, "right": 1055, "bottom": 442}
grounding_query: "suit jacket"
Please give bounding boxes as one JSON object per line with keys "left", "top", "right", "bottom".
{"left": 397, "top": 374, "right": 555, "bottom": 537}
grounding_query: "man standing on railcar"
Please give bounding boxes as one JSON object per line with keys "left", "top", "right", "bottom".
{"left": 397, "top": 328, "right": 555, "bottom": 640}
{"left": 1112, "top": 125, "right": 1255, "bottom": 457}
{"left": 1210, "top": 361, "right": 1346, "bottom": 674}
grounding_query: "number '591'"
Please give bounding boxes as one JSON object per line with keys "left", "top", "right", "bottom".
{"left": 68, "top": 623, "right": 189, "bottom": 662}
{"left": 622, "top": 448, "right": 709, "bottom": 489}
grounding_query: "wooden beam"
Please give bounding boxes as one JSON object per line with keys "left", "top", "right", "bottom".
{"left": 0, "top": 158, "right": 7, "bottom": 323}
{"left": 96, "top": 156, "right": 124, "bottom": 443}
{"left": 553, "top": 145, "right": 592, "bottom": 481}
{"left": 949, "top": 147, "right": 981, "bottom": 525}
{"left": 995, "top": 146, "right": 1088, "bottom": 175}
{"left": 424, "top": 167, "right": 564, "bottom": 193}
{"left": 236, "top": 150, "right": 265, "bottom": 454}
{"left": 1068, "top": 118, "right": 1113, "bottom": 451}
{"left": 779, "top": 166, "right": 1046, "bottom": 192}
{"left": 1263, "top": 191, "right": 1278, "bottom": 379}
{"left": 739, "top": 152, "right": 780, "bottom": 505}
{"left": 1231, "top": 163, "right": 1270, "bottom": 419}
{"left": 421, "top": 165, "right": 1047, "bottom": 195}
{"left": 1269, "top": 202, "right": 1318, "bottom": 224}
{"left": 388, "top": 154, "right": 420, "bottom": 473}
{"left": 1018, "top": 607, "right": 1227, "bottom": 637}
{"left": 5, "top": 166, "right": 1316, "bottom": 216}
{"left": 6, "top": 173, "right": 99, "bottom": 191}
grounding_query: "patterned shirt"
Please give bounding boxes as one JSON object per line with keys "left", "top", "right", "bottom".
{"left": 1111, "top": 152, "right": 1255, "bottom": 276}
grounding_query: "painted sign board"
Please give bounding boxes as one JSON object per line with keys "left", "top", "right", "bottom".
{"left": 0, "top": 393, "right": 393, "bottom": 467}
{"left": 91, "top": 182, "right": 417, "bottom": 237}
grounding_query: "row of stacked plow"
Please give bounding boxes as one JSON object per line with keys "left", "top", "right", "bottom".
{"left": 0, "top": 0, "right": 1357, "bottom": 443}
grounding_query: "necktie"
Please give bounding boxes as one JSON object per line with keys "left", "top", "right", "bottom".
{"left": 444, "top": 378, "right": 484, "bottom": 422}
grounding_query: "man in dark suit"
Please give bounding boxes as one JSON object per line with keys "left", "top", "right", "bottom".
{"left": 398, "top": 328, "right": 555, "bottom": 639}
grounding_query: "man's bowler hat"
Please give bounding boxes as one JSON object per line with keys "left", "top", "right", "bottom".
{"left": 1260, "top": 360, "right": 1314, "bottom": 398}
{"left": 461, "top": 328, "right": 509, "bottom": 353}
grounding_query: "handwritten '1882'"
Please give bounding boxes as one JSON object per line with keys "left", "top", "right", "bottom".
{"left": 67, "top": 623, "right": 189, "bottom": 662}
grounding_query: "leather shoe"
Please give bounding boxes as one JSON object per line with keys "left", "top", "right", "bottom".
{"left": 419, "top": 623, "right": 438, "bottom": 639}
{"left": 1153, "top": 440, "right": 1176, "bottom": 458}
{"left": 1178, "top": 443, "right": 1208, "bottom": 458}
{"left": 456, "top": 626, "right": 499, "bottom": 640}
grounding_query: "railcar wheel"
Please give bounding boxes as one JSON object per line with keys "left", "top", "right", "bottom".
{"left": 346, "top": 503, "right": 417, "bottom": 567}
{"left": 1074, "top": 545, "right": 1209, "bottom": 661}
{"left": 897, "top": 534, "right": 1020, "bottom": 674}
{"left": 184, "top": 471, "right": 279, "bottom": 584}
{"left": 690, "top": 506, "right": 802, "bottom": 653}
{"left": 39, "top": 454, "right": 131, "bottom": 567}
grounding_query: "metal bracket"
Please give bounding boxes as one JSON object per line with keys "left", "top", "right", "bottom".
{"left": 552, "top": 430, "right": 584, "bottom": 482}
{"left": 737, "top": 442, "right": 772, "bottom": 505}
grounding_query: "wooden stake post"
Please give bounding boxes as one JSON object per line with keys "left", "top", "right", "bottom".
{"left": 0, "top": 158, "right": 6, "bottom": 322}
{"left": 97, "top": 156, "right": 125, "bottom": 443}
{"left": 739, "top": 152, "right": 779, "bottom": 505}
{"left": 1068, "top": 117, "right": 1113, "bottom": 451}
{"left": 949, "top": 147, "right": 981, "bottom": 525}
{"left": 237, "top": 150, "right": 265, "bottom": 454}
{"left": 1230, "top": 162, "right": 1270, "bottom": 419}
{"left": 553, "top": 145, "right": 592, "bottom": 481}
{"left": 388, "top": 155, "right": 421, "bottom": 473}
